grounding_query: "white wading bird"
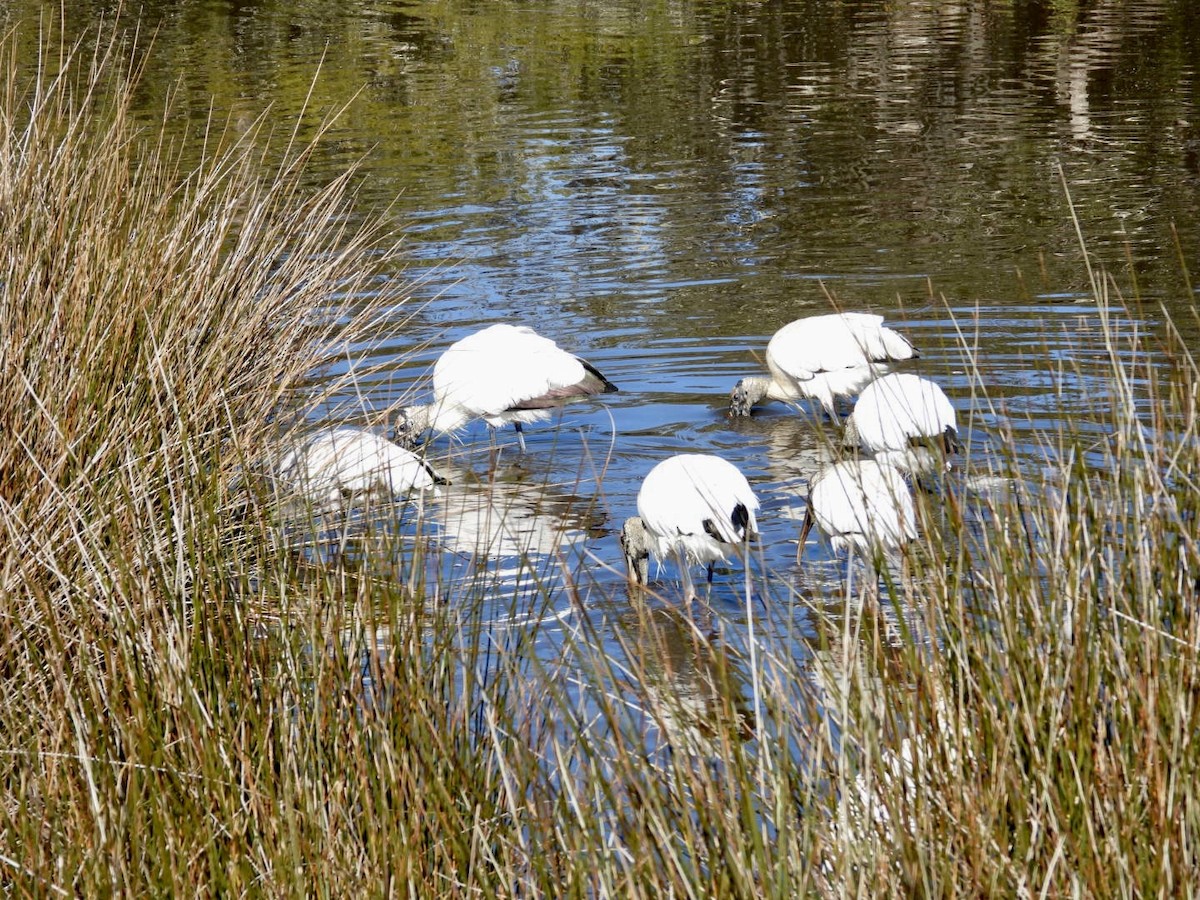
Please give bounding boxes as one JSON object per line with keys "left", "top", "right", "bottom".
{"left": 394, "top": 324, "right": 618, "bottom": 451}
{"left": 843, "top": 373, "right": 960, "bottom": 477}
{"left": 797, "top": 459, "right": 915, "bottom": 569}
{"left": 278, "top": 426, "right": 447, "bottom": 509}
{"left": 730, "top": 312, "right": 917, "bottom": 421}
{"left": 620, "top": 454, "right": 760, "bottom": 603}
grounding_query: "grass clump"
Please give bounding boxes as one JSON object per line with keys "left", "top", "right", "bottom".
{"left": 0, "top": 21, "right": 417, "bottom": 893}
{"left": 808, "top": 283, "right": 1200, "bottom": 893}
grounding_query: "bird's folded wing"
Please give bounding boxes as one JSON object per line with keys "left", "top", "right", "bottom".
{"left": 435, "top": 328, "right": 592, "bottom": 415}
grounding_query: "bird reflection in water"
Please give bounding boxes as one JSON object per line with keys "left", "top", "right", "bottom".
{"left": 428, "top": 456, "right": 607, "bottom": 610}
{"left": 271, "top": 441, "right": 605, "bottom": 612}
{"left": 613, "top": 605, "right": 755, "bottom": 760}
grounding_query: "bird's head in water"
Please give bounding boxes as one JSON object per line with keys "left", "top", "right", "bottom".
{"left": 619, "top": 516, "right": 651, "bottom": 586}
{"left": 729, "top": 379, "right": 763, "bottom": 417}
{"left": 391, "top": 406, "right": 429, "bottom": 450}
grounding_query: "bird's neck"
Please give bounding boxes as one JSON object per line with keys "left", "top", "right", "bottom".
{"left": 842, "top": 415, "right": 861, "bottom": 449}
{"left": 425, "top": 401, "right": 469, "bottom": 435}
{"left": 620, "top": 516, "right": 651, "bottom": 585}
{"left": 756, "top": 377, "right": 792, "bottom": 403}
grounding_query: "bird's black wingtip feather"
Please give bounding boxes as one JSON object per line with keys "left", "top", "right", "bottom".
{"left": 582, "top": 358, "right": 619, "bottom": 393}
{"left": 731, "top": 502, "right": 750, "bottom": 534}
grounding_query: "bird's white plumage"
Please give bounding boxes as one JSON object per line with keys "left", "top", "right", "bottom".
{"left": 849, "top": 373, "right": 957, "bottom": 473}
{"left": 732, "top": 312, "right": 917, "bottom": 418}
{"left": 770, "top": 314, "right": 908, "bottom": 376}
{"left": 278, "top": 426, "right": 443, "bottom": 507}
{"left": 768, "top": 313, "right": 916, "bottom": 414}
{"left": 432, "top": 325, "right": 588, "bottom": 427}
{"left": 623, "top": 454, "right": 760, "bottom": 600}
{"left": 806, "top": 459, "right": 915, "bottom": 556}
{"left": 399, "top": 324, "right": 617, "bottom": 448}
{"left": 637, "top": 454, "right": 760, "bottom": 566}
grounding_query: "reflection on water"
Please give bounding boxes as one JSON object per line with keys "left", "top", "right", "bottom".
{"left": 428, "top": 454, "right": 606, "bottom": 609}
{"left": 609, "top": 604, "right": 755, "bottom": 760}
{"left": 274, "top": 483, "right": 432, "bottom": 572}
{"left": 434, "top": 462, "right": 589, "bottom": 562}
{"left": 10, "top": 0, "right": 1196, "bottom": 307}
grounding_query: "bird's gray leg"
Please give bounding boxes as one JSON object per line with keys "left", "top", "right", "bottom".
{"left": 679, "top": 553, "right": 697, "bottom": 604}
{"left": 514, "top": 422, "right": 527, "bottom": 453}
{"left": 486, "top": 444, "right": 500, "bottom": 476}
{"left": 679, "top": 555, "right": 717, "bottom": 633}
{"left": 484, "top": 425, "right": 508, "bottom": 475}
{"left": 706, "top": 562, "right": 715, "bottom": 584}
{"left": 796, "top": 505, "right": 814, "bottom": 564}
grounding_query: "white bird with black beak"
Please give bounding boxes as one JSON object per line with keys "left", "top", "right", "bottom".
{"left": 278, "top": 426, "right": 448, "bottom": 508}
{"left": 844, "top": 373, "right": 960, "bottom": 477}
{"left": 620, "top": 454, "right": 760, "bottom": 602}
{"left": 797, "top": 459, "right": 915, "bottom": 566}
{"left": 394, "top": 324, "right": 618, "bottom": 451}
{"left": 730, "top": 312, "right": 917, "bottom": 420}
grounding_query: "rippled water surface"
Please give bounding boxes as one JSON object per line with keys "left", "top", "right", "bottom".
{"left": 14, "top": 0, "right": 1199, "bottom": 704}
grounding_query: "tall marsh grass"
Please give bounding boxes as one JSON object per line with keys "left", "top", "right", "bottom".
{"left": 3, "top": 20, "right": 1200, "bottom": 897}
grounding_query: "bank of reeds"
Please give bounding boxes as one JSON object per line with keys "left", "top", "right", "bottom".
{"left": 4, "top": 20, "right": 1200, "bottom": 897}
{"left": 809, "top": 279, "right": 1200, "bottom": 893}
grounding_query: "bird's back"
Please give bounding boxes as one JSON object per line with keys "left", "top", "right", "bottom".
{"left": 769, "top": 313, "right": 916, "bottom": 380}
{"left": 638, "top": 454, "right": 760, "bottom": 549}
{"left": 280, "top": 427, "right": 440, "bottom": 501}
{"left": 809, "top": 459, "right": 914, "bottom": 553}
{"left": 853, "top": 373, "right": 956, "bottom": 453}
{"left": 432, "top": 324, "right": 606, "bottom": 419}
